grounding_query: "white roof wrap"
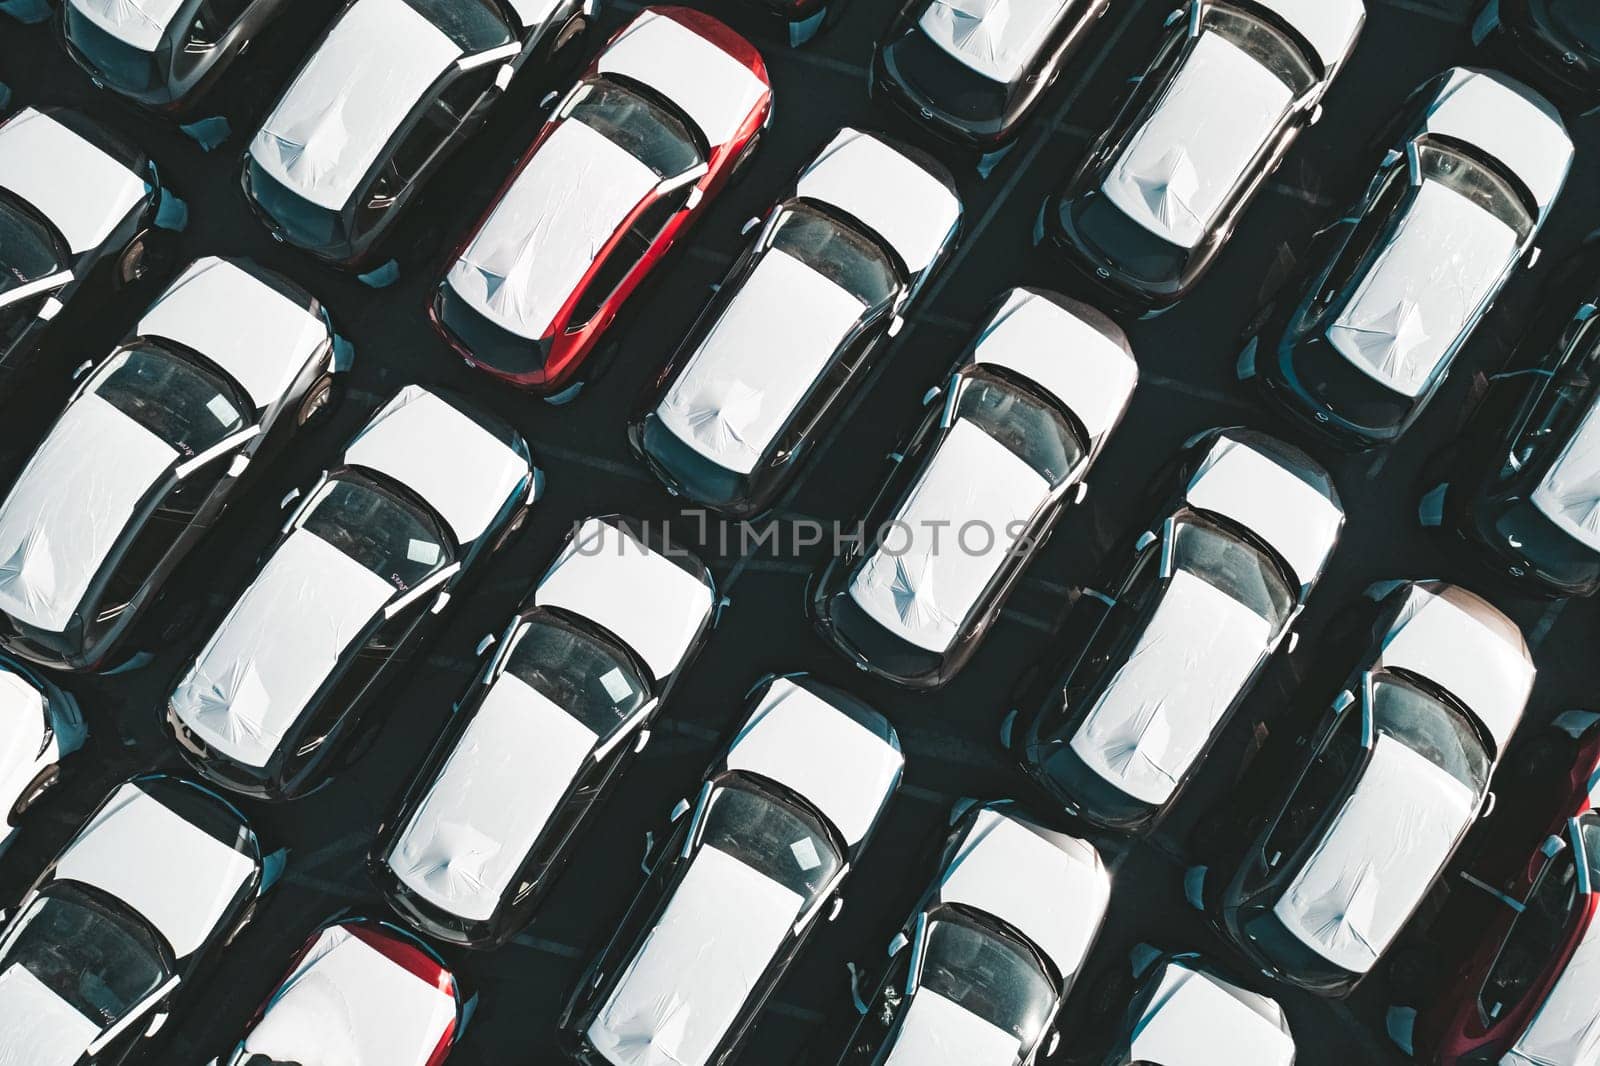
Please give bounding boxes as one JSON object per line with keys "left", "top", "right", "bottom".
{"left": 0, "top": 392, "right": 177, "bottom": 633}
{"left": 1273, "top": 736, "right": 1475, "bottom": 973}
{"left": 1532, "top": 400, "right": 1600, "bottom": 555}
{"left": 726, "top": 677, "right": 900, "bottom": 847}
{"left": 587, "top": 846, "right": 803, "bottom": 1066}
{"left": 249, "top": 0, "right": 462, "bottom": 212}
{"left": 1185, "top": 434, "right": 1341, "bottom": 590}
{"left": 884, "top": 988, "right": 1022, "bottom": 1066}
{"left": 796, "top": 129, "right": 960, "bottom": 275}
{"left": 1327, "top": 180, "right": 1517, "bottom": 398}
{"left": 390, "top": 673, "right": 597, "bottom": 922}
{"left": 972, "top": 288, "right": 1137, "bottom": 444}
{"left": 849, "top": 420, "right": 1050, "bottom": 654}
{"left": 1506, "top": 908, "right": 1600, "bottom": 1066}
{"left": 0, "top": 965, "right": 100, "bottom": 1066}
{"left": 0, "top": 671, "right": 46, "bottom": 813}
{"left": 940, "top": 808, "right": 1109, "bottom": 975}
{"left": 242, "top": 925, "right": 458, "bottom": 1066}
{"left": 1249, "top": 0, "right": 1365, "bottom": 71}
{"left": 170, "top": 530, "right": 397, "bottom": 769}
{"left": 1422, "top": 68, "right": 1571, "bottom": 217}
{"left": 534, "top": 517, "right": 713, "bottom": 681}
{"left": 65, "top": 0, "right": 186, "bottom": 52}
{"left": 139, "top": 258, "right": 328, "bottom": 410}
{"left": 0, "top": 108, "right": 148, "bottom": 255}
{"left": 1101, "top": 32, "right": 1292, "bottom": 250}
{"left": 658, "top": 249, "right": 866, "bottom": 476}
{"left": 1377, "top": 583, "right": 1532, "bottom": 753}
{"left": 55, "top": 781, "right": 256, "bottom": 957}
{"left": 1130, "top": 961, "right": 1294, "bottom": 1066}
{"left": 916, "top": 0, "right": 1070, "bottom": 85}
{"left": 345, "top": 385, "right": 528, "bottom": 545}
{"left": 447, "top": 118, "right": 659, "bottom": 342}
{"left": 1070, "top": 570, "right": 1272, "bottom": 805}
{"left": 596, "top": 10, "right": 767, "bottom": 146}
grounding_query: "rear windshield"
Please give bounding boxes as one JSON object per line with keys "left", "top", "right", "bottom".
{"left": 2, "top": 891, "right": 166, "bottom": 1032}
{"left": 921, "top": 915, "right": 1055, "bottom": 1049}
{"left": 1206, "top": 5, "right": 1318, "bottom": 91}
{"left": 1172, "top": 516, "right": 1295, "bottom": 628}
{"left": 702, "top": 779, "right": 842, "bottom": 903}
{"left": 504, "top": 614, "right": 650, "bottom": 736}
{"left": 772, "top": 203, "right": 900, "bottom": 307}
{"left": 302, "top": 475, "right": 451, "bottom": 590}
{"left": 955, "top": 368, "right": 1085, "bottom": 486}
{"left": 1373, "top": 673, "right": 1490, "bottom": 792}
{"left": 568, "top": 78, "right": 703, "bottom": 178}
{"left": 94, "top": 344, "right": 248, "bottom": 459}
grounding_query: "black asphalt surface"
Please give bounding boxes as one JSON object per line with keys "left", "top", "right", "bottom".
{"left": 2, "top": 0, "right": 1598, "bottom": 1062}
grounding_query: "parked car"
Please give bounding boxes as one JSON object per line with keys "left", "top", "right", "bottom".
{"left": 371, "top": 514, "right": 716, "bottom": 948}
{"left": 1037, "top": 0, "right": 1365, "bottom": 313}
{"left": 0, "top": 106, "right": 177, "bottom": 377}
{"left": 164, "top": 384, "right": 539, "bottom": 801}
{"left": 811, "top": 287, "right": 1136, "bottom": 688}
{"left": 431, "top": 6, "right": 772, "bottom": 398}
{"left": 629, "top": 126, "right": 961, "bottom": 517}
{"left": 1005, "top": 428, "right": 1343, "bottom": 833}
{"left": 212, "top": 917, "right": 470, "bottom": 1066}
{"left": 560, "top": 673, "right": 902, "bottom": 1066}
{"left": 1474, "top": 0, "right": 1600, "bottom": 108}
{"left": 1390, "top": 710, "right": 1600, "bottom": 1065}
{"left": 0, "top": 774, "right": 275, "bottom": 1065}
{"left": 0, "top": 256, "right": 345, "bottom": 673}
{"left": 59, "top": 0, "right": 294, "bottom": 114}
{"left": 242, "top": 0, "right": 595, "bottom": 268}
{"left": 1245, "top": 67, "right": 1573, "bottom": 449}
{"left": 1098, "top": 950, "right": 1297, "bottom": 1065}
{"left": 834, "top": 800, "right": 1110, "bottom": 1066}
{"left": 1189, "top": 580, "right": 1536, "bottom": 997}
{"left": 871, "top": 0, "right": 1109, "bottom": 154}
{"left": 0, "top": 653, "right": 86, "bottom": 850}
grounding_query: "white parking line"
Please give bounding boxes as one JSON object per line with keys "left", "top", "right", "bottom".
{"left": 1142, "top": 373, "right": 1256, "bottom": 412}
{"left": 511, "top": 932, "right": 585, "bottom": 959}
{"left": 1528, "top": 597, "right": 1571, "bottom": 650}
{"left": 529, "top": 441, "right": 659, "bottom": 485}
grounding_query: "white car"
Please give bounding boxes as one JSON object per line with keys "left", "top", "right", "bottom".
{"left": 165, "top": 385, "right": 539, "bottom": 801}
{"left": 1102, "top": 951, "right": 1296, "bottom": 1066}
{"left": 561, "top": 673, "right": 903, "bottom": 1066}
{"left": 812, "top": 287, "right": 1137, "bottom": 688}
{"left": 372, "top": 514, "right": 717, "bottom": 948}
{"left": 0, "top": 655, "right": 85, "bottom": 851}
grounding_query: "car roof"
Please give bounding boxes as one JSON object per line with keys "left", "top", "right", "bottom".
{"left": 1376, "top": 581, "right": 1534, "bottom": 753}
{"left": 65, "top": 0, "right": 189, "bottom": 53}
{"left": 795, "top": 128, "right": 961, "bottom": 276}
{"left": 137, "top": 258, "right": 329, "bottom": 411}
{"left": 169, "top": 529, "right": 398, "bottom": 769}
{"left": 343, "top": 385, "right": 530, "bottom": 545}
{"left": 0, "top": 391, "right": 179, "bottom": 633}
{"left": 533, "top": 517, "right": 714, "bottom": 681}
{"left": 249, "top": 0, "right": 465, "bottom": 213}
{"left": 0, "top": 962, "right": 101, "bottom": 1061}
{"left": 0, "top": 666, "right": 46, "bottom": 798}
{"left": 915, "top": 0, "right": 1075, "bottom": 86}
{"left": 595, "top": 8, "right": 768, "bottom": 147}
{"left": 1420, "top": 67, "right": 1571, "bottom": 219}
{"left": 0, "top": 108, "right": 148, "bottom": 255}
{"left": 53, "top": 780, "right": 256, "bottom": 958}
{"left": 1249, "top": 0, "right": 1365, "bottom": 72}
{"left": 1532, "top": 397, "right": 1600, "bottom": 555}
{"left": 1128, "top": 959, "right": 1295, "bottom": 1066}
{"left": 1184, "top": 431, "right": 1343, "bottom": 592}
{"left": 1506, "top": 896, "right": 1600, "bottom": 1065}
{"left": 725, "top": 677, "right": 901, "bottom": 848}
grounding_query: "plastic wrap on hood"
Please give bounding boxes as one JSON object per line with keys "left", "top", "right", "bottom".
{"left": 1101, "top": 32, "right": 1292, "bottom": 250}
{"left": 596, "top": 9, "right": 768, "bottom": 146}
{"left": 588, "top": 847, "right": 805, "bottom": 1066}
{"left": 1505, "top": 910, "right": 1600, "bottom": 1066}
{"left": 1422, "top": 68, "right": 1572, "bottom": 219}
{"left": 658, "top": 249, "right": 867, "bottom": 476}
{"left": 65, "top": 0, "right": 186, "bottom": 53}
{"left": 915, "top": 0, "right": 1069, "bottom": 85}
{"left": 171, "top": 529, "right": 396, "bottom": 769}
{"left": 1533, "top": 399, "right": 1600, "bottom": 555}
{"left": 447, "top": 119, "right": 659, "bottom": 342}
{"left": 243, "top": 924, "right": 459, "bottom": 1066}
{"left": 884, "top": 987, "right": 1022, "bottom": 1066}
{"left": 1273, "top": 735, "right": 1476, "bottom": 974}
{"left": 849, "top": 420, "right": 1050, "bottom": 654}
{"left": 0, "top": 964, "right": 101, "bottom": 1066}
{"left": 1069, "top": 570, "right": 1272, "bottom": 805}
{"left": 390, "top": 673, "right": 598, "bottom": 922}
{"left": 1327, "top": 180, "right": 1517, "bottom": 398}
{"left": 249, "top": 0, "right": 462, "bottom": 212}
{"left": 0, "top": 392, "right": 177, "bottom": 633}
{"left": 1130, "top": 961, "right": 1294, "bottom": 1066}
{"left": 0, "top": 108, "right": 149, "bottom": 255}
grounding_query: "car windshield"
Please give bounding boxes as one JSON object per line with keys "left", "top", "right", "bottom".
{"left": 920, "top": 914, "right": 1056, "bottom": 1050}
{"left": 701, "top": 779, "right": 842, "bottom": 904}
{"left": 401, "top": 0, "right": 513, "bottom": 51}
{"left": 1481, "top": 847, "right": 1580, "bottom": 1020}
{"left": 882, "top": 25, "right": 1009, "bottom": 124}
{"left": 1172, "top": 516, "right": 1296, "bottom": 628}
{"left": 568, "top": 78, "right": 703, "bottom": 179}
{"left": 1, "top": 890, "right": 166, "bottom": 1033}
{"left": 955, "top": 369, "right": 1084, "bottom": 486}
{"left": 1419, "top": 142, "right": 1535, "bottom": 241}
{"left": 301, "top": 475, "right": 451, "bottom": 590}
{"left": 1206, "top": 5, "right": 1319, "bottom": 92}
{"left": 503, "top": 613, "right": 650, "bottom": 737}
{"left": 0, "top": 194, "right": 64, "bottom": 298}
{"left": 93, "top": 344, "right": 249, "bottom": 459}
{"left": 771, "top": 203, "right": 901, "bottom": 307}
{"left": 1065, "top": 192, "right": 1189, "bottom": 283}
{"left": 1373, "top": 673, "right": 1491, "bottom": 792}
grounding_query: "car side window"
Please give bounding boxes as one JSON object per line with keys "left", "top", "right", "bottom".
{"left": 1480, "top": 848, "right": 1580, "bottom": 1021}
{"left": 1258, "top": 702, "right": 1363, "bottom": 874}
{"left": 1298, "top": 166, "right": 1409, "bottom": 334}
{"left": 567, "top": 185, "right": 692, "bottom": 329}
{"left": 99, "top": 511, "right": 188, "bottom": 616}
{"left": 0, "top": 296, "right": 42, "bottom": 349}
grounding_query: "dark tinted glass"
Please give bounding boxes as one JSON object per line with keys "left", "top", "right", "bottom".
{"left": 954, "top": 370, "right": 1084, "bottom": 485}
{"left": 3, "top": 892, "right": 166, "bottom": 1030}
{"left": 771, "top": 203, "right": 899, "bottom": 306}
{"left": 504, "top": 614, "right": 649, "bottom": 735}
{"left": 568, "top": 79, "right": 703, "bottom": 177}
{"left": 301, "top": 476, "right": 451, "bottom": 590}
{"left": 94, "top": 344, "right": 248, "bottom": 458}
{"left": 921, "top": 916, "right": 1055, "bottom": 1047}
{"left": 1374, "top": 674, "right": 1490, "bottom": 791}
{"left": 702, "top": 780, "right": 842, "bottom": 902}
{"left": 1172, "top": 517, "right": 1295, "bottom": 627}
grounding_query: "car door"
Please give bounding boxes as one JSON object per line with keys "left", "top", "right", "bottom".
{"left": 564, "top": 179, "right": 699, "bottom": 335}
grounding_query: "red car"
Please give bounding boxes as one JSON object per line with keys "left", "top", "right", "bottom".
{"left": 1393, "top": 710, "right": 1600, "bottom": 1064}
{"left": 430, "top": 6, "right": 772, "bottom": 399}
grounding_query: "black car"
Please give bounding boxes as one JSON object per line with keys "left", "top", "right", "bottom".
{"left": 240, "top": 0, "right": 593, "bottom": 268}
{"left": 0, "top": 257, "right": 346, "bottom": 673}
{"left": 371, "top": 515, "right": 716, "bottom": 948}
{"left": 1474, "top": 0, "right": 1600, "bottom": 108}
{"left": 164, "top": 385, "right": 539, "bottom": 801}
{"left": 871, "top": 0, "right": 1108, "bottom": 153}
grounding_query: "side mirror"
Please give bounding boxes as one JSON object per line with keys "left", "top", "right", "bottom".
{"left": 685, "top": 186, "right": 704, "bottom": 211}
{"left": 669, "top": 798, "right": 691, "bottom": 822}
{"left": 493, "top": 62, "right": 515, "bottom": 92}
{"left": 827, "top": 898, "right": 844, "bottom": 922}
{"left": 1135, "top": 529, "right": 1157, "bottom": 552}
{"left": 279, "top": 487, "right": 301, "bottom": 510}
{"left": 144, "top": 1011, "right": 169, "bottom": 1037}
{"left": 887, "top": 315, "right": 904, "bottom": 338}
{"left": 633, "top": 729, "right": 651, "bottom": 754}
{"left": 1542, "top": 834, "right": 1568, "bottom": 858}
{"left": 475, "top": 633, "right": 496, "bottom": 657}
{"left": 741, "top": 215, "right": 762, "bottom": 236}
{"left": 887, "top": 932, "right": 909, "bottom": 957}
{"left": 1046, "top": 1032, "right": 1061, "bottom": 1058}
